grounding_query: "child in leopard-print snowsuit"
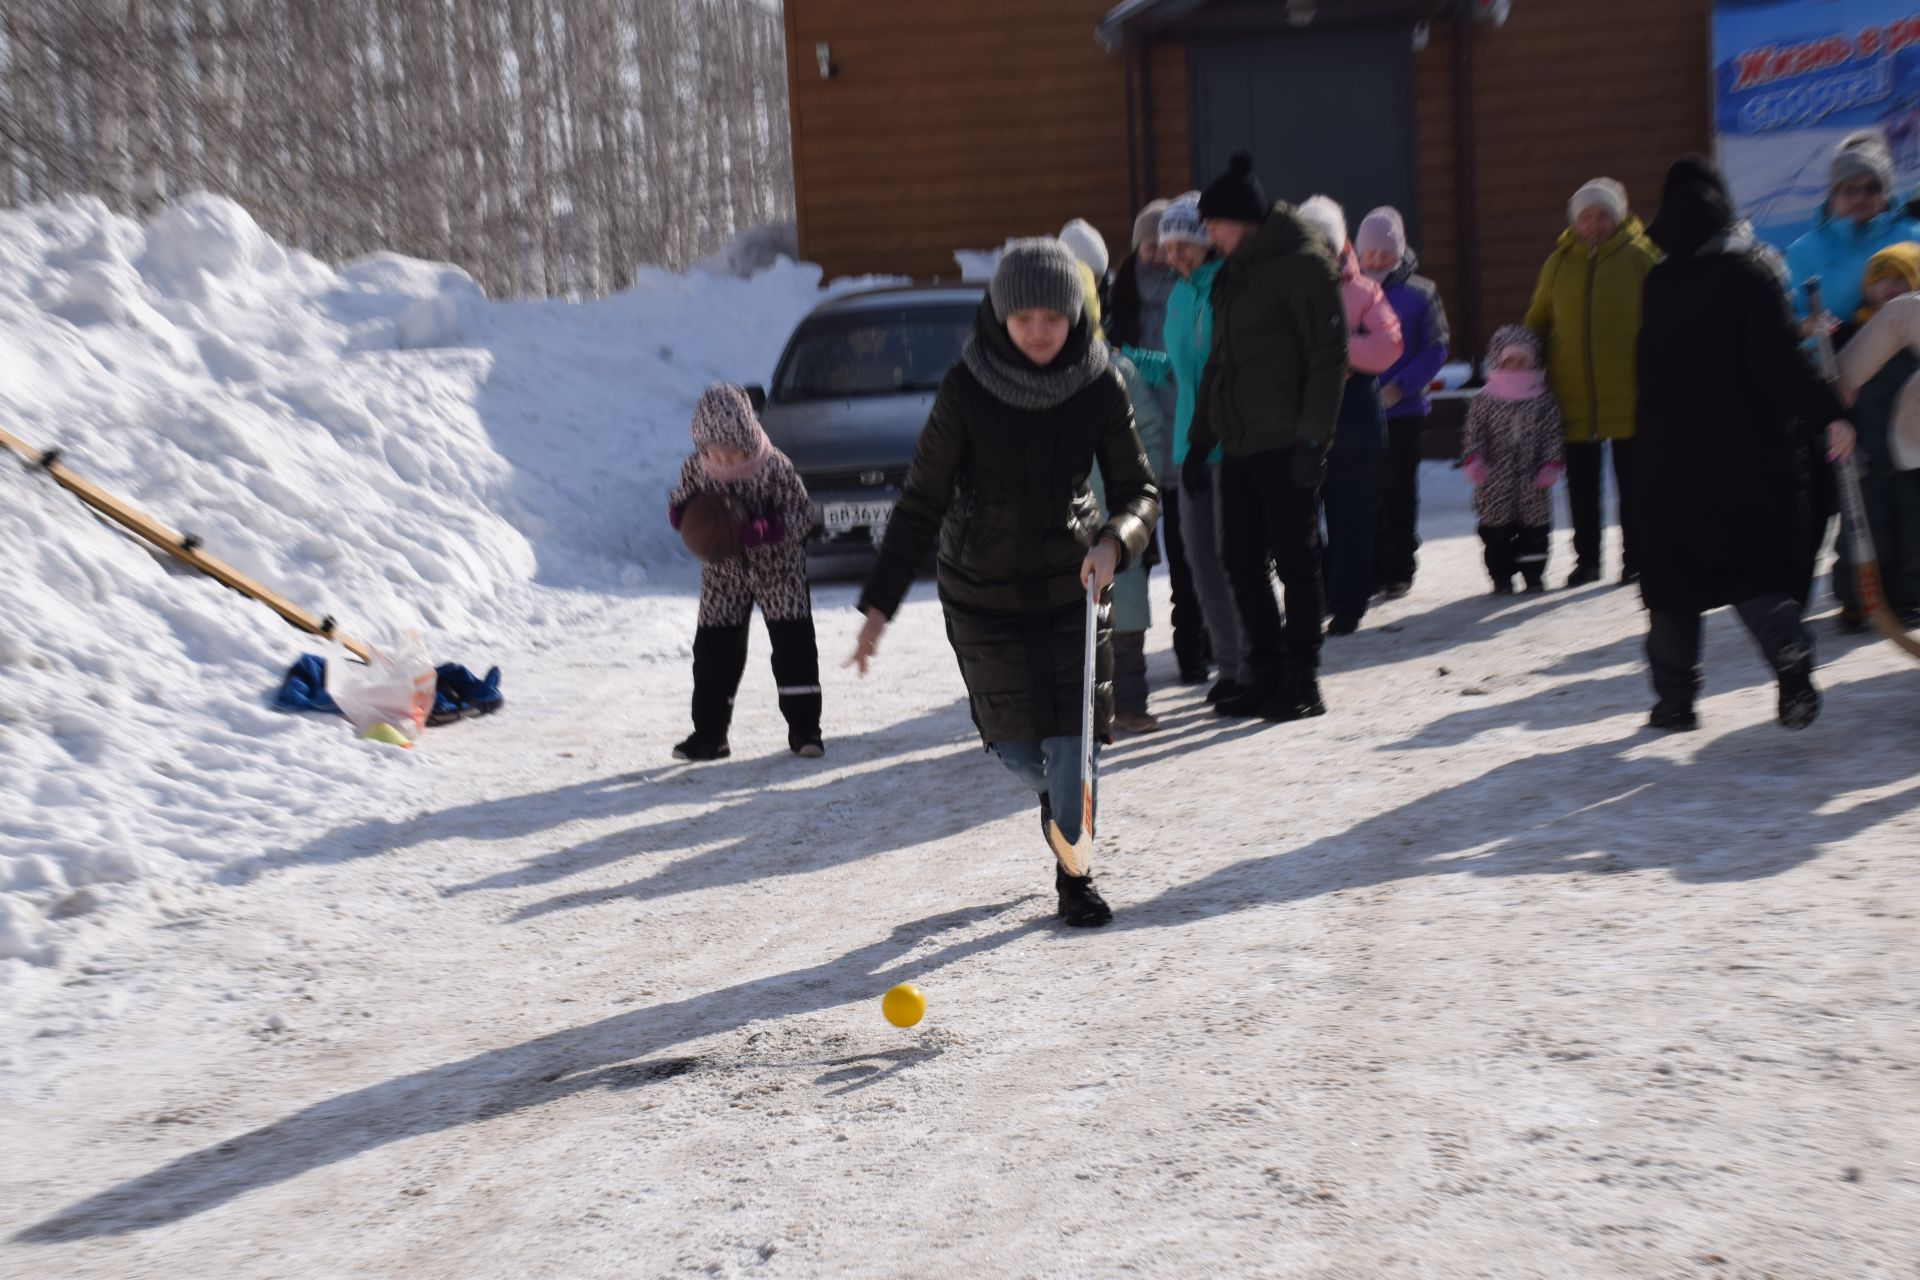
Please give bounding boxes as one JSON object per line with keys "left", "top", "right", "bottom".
{"left": 667, "top": 383, "right": 822, "bottom": 760}
{"left": 1462, "top": 326, "right": 1564, "bottom": 594}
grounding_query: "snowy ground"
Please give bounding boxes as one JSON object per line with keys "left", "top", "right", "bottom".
{"left": 2, "top": 198, "right": 1917, "bottom": 1277}
{"left": 0, "top": 194, "right": 872, "bottom": 983}
{"left": 4, "top": 469, "right": 1918, "bottom": 1277}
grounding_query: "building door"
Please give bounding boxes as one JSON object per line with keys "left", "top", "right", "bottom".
{"left": 1189, "top": 26, "right": 1419, "bottom": 239}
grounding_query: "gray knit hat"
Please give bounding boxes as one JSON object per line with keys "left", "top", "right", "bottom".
{"left": 1132, "top": 199, "right": 1170, "bottom": 250}
{"left": 989, "top": 238, "right": 1085, "bottom": 322}
{"left": 1831, "top": 129, "right": 1895, "bottom": 195}
{"left": 1356, "top": 207, "right": 1407, "bottom": 260}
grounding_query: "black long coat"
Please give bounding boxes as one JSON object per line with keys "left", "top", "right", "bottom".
{"left": 860, "top": 308, "right": 1160, "bottom": 743}
{"left": 1636, "top": 222, "right": 1844, "bottom": 614}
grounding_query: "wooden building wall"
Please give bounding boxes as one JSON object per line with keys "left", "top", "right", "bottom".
{"left": 784, "top": 0, "right": 1141, "bottom": 281}
{"left": 788, "top": 0, "right": 1713, "bottom": 344}
{"left": 1416, "top": 0, "right": 1712, "bottom": 342}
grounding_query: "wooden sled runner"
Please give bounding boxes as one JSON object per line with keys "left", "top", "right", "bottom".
{"left": 1045, "top": 578, "right": 1100, "bottom": 878}
{"left": 1, "top": 423, "right": 370, "bottom": 662}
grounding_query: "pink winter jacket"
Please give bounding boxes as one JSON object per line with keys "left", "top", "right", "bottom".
{"left": 1337, "top": 243, "right": 1404, "bottom": 376}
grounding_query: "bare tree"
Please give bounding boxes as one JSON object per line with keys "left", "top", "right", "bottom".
{"left": 0, "top": 0, "right": 793, "bottom": 298}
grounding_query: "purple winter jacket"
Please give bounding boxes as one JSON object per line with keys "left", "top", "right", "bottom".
{"left": 1374, "top": 251, "right": 1451, "bottom": 421}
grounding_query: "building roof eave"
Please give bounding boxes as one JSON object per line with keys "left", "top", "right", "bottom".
{"left": 1095, "top": 0, "right": 1212, "bottom": 52}
{"left": 1098, "top": 0, "right": 1459, "bottom": 52}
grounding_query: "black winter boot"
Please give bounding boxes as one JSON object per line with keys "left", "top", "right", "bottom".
{"left": 672, "top": 733, "right": 731, "bottom": 762}
{"left": 1175, "top": 626, "right": 1211, "bottom": 685}
{"left": 1776, "top": 652, "right": 1820, "bottom": 731}
{"left": 1647, "top": 701, "right": 1698, "bottom": 732}
{"left": 1757, "top": 614, "right": 1820, "bottom": 731}
{"left": 1215, "top": 673, "right": 1272, "bottom": 718}
{"left": 1055, "top": 864, "right": 1113, "bottom": 927}
{"left": 1259, "top": 670, "right": 1326, "bottom": 723}
{"left": 1205, "top": 678, "right": 1245, "bottom": 707}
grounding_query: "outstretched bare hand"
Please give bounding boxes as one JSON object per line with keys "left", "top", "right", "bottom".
{"left": 847, "top": 608, "right": 888, "bottom": 676}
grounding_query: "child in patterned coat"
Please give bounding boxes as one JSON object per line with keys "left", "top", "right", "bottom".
{"left": 1462, "top": 326, "right": 1564, "bottom": 594}
{"left": 668, "top": 383, "right": 823, "bottom": 761}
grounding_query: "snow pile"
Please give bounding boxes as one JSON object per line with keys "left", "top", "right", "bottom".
{"left": 694, "top": 221, "right": 800, "bottom": 279}
{"left": 0, "top": 193, "right": 870, "bottom": 984}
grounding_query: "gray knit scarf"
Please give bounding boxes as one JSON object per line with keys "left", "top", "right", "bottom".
{"left": 962, "top": 305, "right": 1111, "bottom": 412}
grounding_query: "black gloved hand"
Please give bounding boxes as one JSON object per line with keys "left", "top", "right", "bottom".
{"left": 1293, "top": 442, "right": 1329, "bottom": 492}
{"left": 1181, "top": 450, "right": 1210, "bottom": 499}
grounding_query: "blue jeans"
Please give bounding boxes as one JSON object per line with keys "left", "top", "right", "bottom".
{"left": 990, "top": 737, "right": 1099, "bottom": 844}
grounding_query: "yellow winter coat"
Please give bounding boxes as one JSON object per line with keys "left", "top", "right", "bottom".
{"left": 1523, "top": 219, "right": 1659, "bottom": 443}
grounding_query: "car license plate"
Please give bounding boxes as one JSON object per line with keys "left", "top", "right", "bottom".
{"left": 822, "top": 500, "right": 893, "bottom": 534}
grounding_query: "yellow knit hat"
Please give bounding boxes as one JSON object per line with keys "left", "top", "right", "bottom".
{"left": 1859, "top": 243, "right": 1920, "bottom": 320}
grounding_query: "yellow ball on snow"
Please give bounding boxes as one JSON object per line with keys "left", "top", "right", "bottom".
{"left": 881, "top": 982, "right": 925, "bottom": 1028}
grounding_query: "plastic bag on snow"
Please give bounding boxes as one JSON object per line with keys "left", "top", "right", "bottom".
{"left": 326, "top": 631, "right": 436, "bottom": 741}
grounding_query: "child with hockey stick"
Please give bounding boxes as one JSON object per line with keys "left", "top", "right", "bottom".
{"left": 1462, "top": 326, "right": 1564, "bottom": 595}
{"left": 1829, "top": 244, "right": 1920, "bottom": 628}
{"left": 849, "top": 239, "right": 1160, "bottom": 927}
{"left": 668, "top": 383, "right": 823, "bottom": 762}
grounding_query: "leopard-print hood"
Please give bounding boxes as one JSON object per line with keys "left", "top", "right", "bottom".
{"left": 691, "top": 383, "right": 772, "bottom": 482}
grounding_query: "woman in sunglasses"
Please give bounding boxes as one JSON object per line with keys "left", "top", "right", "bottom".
{"left": 1783, "top": 130, "right": 1920, "bottom": 608}
{"left": 1785, "top": 129, "right": 1920, "bottom": 325}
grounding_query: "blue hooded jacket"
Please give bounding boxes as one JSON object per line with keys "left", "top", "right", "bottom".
{"left": 1162, "top": 259, "right": 1224, "bottom": 465}
{"left": 1785, "top": 207, "right": 1920, "bottom": 320}
{"left": 1374, "top": 251, "right": 1451, "bottom": 421}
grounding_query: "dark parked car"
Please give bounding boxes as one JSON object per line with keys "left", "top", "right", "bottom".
{"left": 746, "top": 284, "right": 982, "bottom": 563}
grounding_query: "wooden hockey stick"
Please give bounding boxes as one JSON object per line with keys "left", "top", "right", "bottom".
{"left": 1046, "top": 577, "right": 1099, "bottom": 878}
{"left": 1803, "top": 279, "right": 1920, "bottom": 660}
{"left": 0, "top": 423, "right": 371, "bottom": 662}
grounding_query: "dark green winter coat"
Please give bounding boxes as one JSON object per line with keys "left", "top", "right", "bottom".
{"left": 1187, "top": 202, "right": 1350, "bottom": 461}
{"left": 859, "top": 306, "right": 1160, "bottom": 743}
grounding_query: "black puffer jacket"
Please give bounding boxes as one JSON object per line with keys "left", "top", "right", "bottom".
{"left": 860, "top": 307, "right": 1160, "bottom": 743}
{"left": 1636, "top": 156, "right": 1846, "bottom": 614}
{"left": 1188, "top": 203, "right": 1350, "bottom": 460}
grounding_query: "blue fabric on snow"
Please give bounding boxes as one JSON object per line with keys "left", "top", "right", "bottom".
{"left": 273, "top": 654, "right": 340, "bottom": 714}
{"left": 429, "top": 663, "right": 504, "bottom": 726}
{"left": 273, "top": 655, "right": 503, "bottom": 726}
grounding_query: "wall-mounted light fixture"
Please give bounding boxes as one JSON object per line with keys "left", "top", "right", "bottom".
{"left": 1285, "top": 0, "right": 1316, "bottom": 26}
{"left": 816, "top": 42, "right": 836, "bottom": 79}
{"left": 1412, "top": 20, "right": 1430, "bottom": 51}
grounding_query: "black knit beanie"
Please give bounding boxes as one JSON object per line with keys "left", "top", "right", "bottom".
{"left": 1198, "top": 152, "right": 1269, "bottom": 223}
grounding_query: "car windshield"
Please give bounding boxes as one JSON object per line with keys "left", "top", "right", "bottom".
{"left": 773, "top": 305, "right": 976, "bottom": 401}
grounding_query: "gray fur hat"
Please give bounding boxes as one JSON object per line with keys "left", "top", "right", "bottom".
{"left": 989, "top": 238, "right": 1085, "bottom": 322}
{"left": 1831, "top": 129, "right": 1895, "bottom": 195}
